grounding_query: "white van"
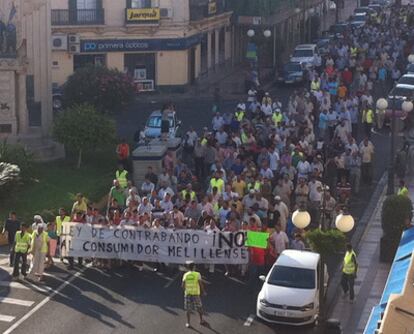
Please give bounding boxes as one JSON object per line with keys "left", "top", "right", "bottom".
{"left": 256, "top": 250, "right": 328, "bottom": 326}
{"left": 290, "top": 44, "right": 319, "bottom": 69}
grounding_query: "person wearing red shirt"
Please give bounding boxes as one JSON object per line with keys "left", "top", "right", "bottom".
{"left": 116, "top": 138, "right": 130, "bottom": 170}
{"left": 342, "top": 67, "right": 353, "bottom": 87}
{"left": 248, "top": 217, "right": 266, "bottom": 291}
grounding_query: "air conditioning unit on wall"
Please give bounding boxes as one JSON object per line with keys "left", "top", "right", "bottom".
{"left": 68, "top": 34, "right": 80, "bottom": 44}
{"left": 51, "top": 34, "right": 68, "bottom": 51}
{"left": 68, "top": 44, "right": 80, "bottom": 54}
{"left": 160, "top": 8, "right": 173, "bottom": 18}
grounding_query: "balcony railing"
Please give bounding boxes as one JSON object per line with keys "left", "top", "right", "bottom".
{"left": 190, "top": 0, "right": 228, "bottom": 21}
{"left": 51, "top": 9, "right": 105, "bottom": 26}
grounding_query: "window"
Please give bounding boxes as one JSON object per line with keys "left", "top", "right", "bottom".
{"left": 293, "top": 49, "right": 314, "bottom": 58}
{"left": 267, "top": 265, "right": 316, "bottom": 289}
{"left": 131, "top": 0, "right": 152, "bottom": 8}
{"left": 76, "top": 0, "right": 97, "bottom": 9}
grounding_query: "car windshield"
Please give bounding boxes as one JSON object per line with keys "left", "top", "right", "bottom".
{"left": 398, "top": 77, "right": 414, "bottom": 85}
{"left": 285, "top": 63, "right": 302, "bottom": 72}
{"left": 330, "top": 25, "right": 346, "bottom": 33}
{"left": 293, "top": 49, "right": 314, "bottom": 58}
{"left": 147, "top": 116, "right": 174, "bottom": 128}
{"left": 389, "top": 87, "right": 414, "bottom": 98}
{"left": 354, "top": 9, "right": 368, "bottom": 14}
{"left": 352, "top": 16, "right": 366, "bottom": 22}
{"left": 267, "top": 265, "right": 315, "bottom": 289}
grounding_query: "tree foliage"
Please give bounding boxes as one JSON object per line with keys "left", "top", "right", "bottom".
{"left": 382, "top": 194, "right": 413, "bottom": 239}
{"left": 52, "top": 104, "right": 116, "bottom": 168}
{"left": 0, "top": 140, "right": 33, "bottom": 180}
{"left": 306, "top": 229, "right": 346, "bottom": 258}
{"left": 63, "top": 65, "right": 135, "bottom": 114}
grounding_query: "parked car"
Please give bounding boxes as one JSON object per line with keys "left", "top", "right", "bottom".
{"left": 257, "top": 250, "right": 328, "bottom": 326}
{"left": 354, "top": 7, "right": 377, "bottom": 17}
{"left": 315, "top": 38, "right": 331, "bottom": 56}
{"left": 397, "top": 74, "right": 414, "bottom": 86}
{"left": 290, "top": 44, "right": 319, "bottom": 69}
{"left": 349, "top": 14, "right": 368, "bottom": 28}
{"left": 406, "top": 63, "right": 414, "bottom": 74}
{"left": 328, "top": 22, "right": 350, "bottom": 38}
{"left": 386, "top": 84, "right": 414, "bottom": 117}
{"left": 277, "top": 62, "right": 308, "bottom": 85}
{"left": 143, "top": 110, "right": 182, "bottom": 139}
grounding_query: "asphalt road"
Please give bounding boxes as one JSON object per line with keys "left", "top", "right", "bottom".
{"left": 0, "top": 85, "right": 393, "bottom": 334}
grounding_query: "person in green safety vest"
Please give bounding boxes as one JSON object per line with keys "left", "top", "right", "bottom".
{"left": 341, "top": 243, "right": 358, "bottom": 303}
{"left": 397, "top": 179, "right": 409, "bottom": 197}
{"left": 12, "top": 223, "right": 31, "bottom": 280}
{"left": 182, "top": 262, "right": 206, "bottom": 328}
{"left": 115, "top": 164, "right": 129, "bottom": 189}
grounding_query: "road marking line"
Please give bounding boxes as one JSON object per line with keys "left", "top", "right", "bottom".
{"left": 164, "top": 272, "right": 180, "bottom": 288}
{"left": 0, "top": 281, "right": 29, "bottom": 290}
{"left": 3, "top": 264, "right": 91, "bottom": 334}
{"left": 0, "top": 259, "right": 9, "bottom": 266}
{"left": 0, "top": 297, "right": 34, "bottom": 307}
{"left": 227, "top": 276, "right": 247, "bottom": 285}
{"left": 243, "top": 314, "right": 255, "bottom": 327}
{"left": 0, "top": 315, "right": 15, "bottom": 322}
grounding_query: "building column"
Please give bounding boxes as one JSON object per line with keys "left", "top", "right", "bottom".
{"left": 207, "top": 31, "right": 212, "bottom": 69}
{"left": 16, "top": 71, "right": 28, "bottom": 135}
{"left": 224, "top": 26, "right": 231, "bottom": 62}
{"left": 215, "top": 28, "right": 220, "bottom": 66}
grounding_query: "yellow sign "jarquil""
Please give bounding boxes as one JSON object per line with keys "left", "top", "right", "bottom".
{"left": 126, "top": 8, "right": 160, "bottom": 22}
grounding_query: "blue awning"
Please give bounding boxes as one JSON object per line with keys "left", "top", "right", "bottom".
{"left": 363, "top": 227, "right": 414, "bottom": 334}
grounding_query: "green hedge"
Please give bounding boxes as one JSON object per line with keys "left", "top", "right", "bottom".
{"left": 381, "top": 194, "right": 413, "bottom": 240}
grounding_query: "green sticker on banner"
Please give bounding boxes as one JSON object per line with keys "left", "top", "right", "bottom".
{"left": 246, "top": 231, "right": 269, "bottom": 249}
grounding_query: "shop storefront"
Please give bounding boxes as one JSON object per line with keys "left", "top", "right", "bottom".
{"left": 75, "top": 35, "right": 202, "bottom": 91}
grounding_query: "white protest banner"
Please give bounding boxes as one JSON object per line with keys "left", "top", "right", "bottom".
{"left": 61, "top": 223, "right": 249, "bottom": 265}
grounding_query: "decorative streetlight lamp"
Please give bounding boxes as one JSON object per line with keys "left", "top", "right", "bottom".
{"left": 377, "top": 95, "right": 414, "bottom": 194}
{"left": 263, "top": 29, "right": 272, "bottom": 38}
{"left": 335, "top": 213, "right": 355, "bottom": 233}
{"left": 376, "top": 98, "right": 388, "bottom": 111}
{"left": 292, "top": 209, "right": 311, "bottom": 229}
{"left": 408, "top": 54, "right": 414, "bottom": 64}
{"left": 247, "top": 29, "right": 255, "bottom": 38}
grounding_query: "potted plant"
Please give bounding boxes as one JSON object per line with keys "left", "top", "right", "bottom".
{"left": 380, "top": 194, "right": 413, "bottom": 263}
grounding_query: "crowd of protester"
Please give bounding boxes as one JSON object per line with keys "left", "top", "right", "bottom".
{"left": 4, "top": 5, "right": 414, "bottom": 285}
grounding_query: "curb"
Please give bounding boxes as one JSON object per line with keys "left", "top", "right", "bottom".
{"left": 324, "top": 172, "right": 388, "bottom": 316}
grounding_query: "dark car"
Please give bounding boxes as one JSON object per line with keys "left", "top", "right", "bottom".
{"left": 328, "top": 23, "right": 350, "bottom": 38}
{"left": 406, "top": 63, "right": 414, "bottom": 74}
{"left": 315, "top": 38, "right": 331, "bottom": 56}
{"left": 277, "top": 62, "right": 307, "bottom": 85}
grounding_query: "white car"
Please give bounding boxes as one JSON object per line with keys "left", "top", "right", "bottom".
{"left": 256, "top": 250, "right": 328, "bottom": 326}
{"left": 290, "top": 44, "right": 318, "bottom": 69}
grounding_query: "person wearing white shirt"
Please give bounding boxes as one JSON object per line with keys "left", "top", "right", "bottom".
{"left": 270, "top": 223, "right": 289, "bottom": 256}
{"left": 261, "top": 102, "right": 273, "bottom": 117}
{"left": 297, "top": 157, "right": 311, "bottom": 179}
{"left": 215, "top": 128, "right": 228, "bottom": 145}
{"left": 269, "top": 147, "right": 280, "bottom": 172}
{"left": 212, "top": 112, "right": 224, "bottom": 131}
{"left": 273, "top": 196, "right": 289, "bottom": 231}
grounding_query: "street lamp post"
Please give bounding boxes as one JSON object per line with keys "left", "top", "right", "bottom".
{"left": 376, "top": 97, "right": 413, "bottom": 194}
{"left": 246, "top": 29, "right": 272, "bottom": 85}
{"left": 292, "top": 201, "right": 354, "bottom": 324}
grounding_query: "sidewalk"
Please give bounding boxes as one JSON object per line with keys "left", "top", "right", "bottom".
{"left": 329, "top": 176, "right": 414, "bottom": 333}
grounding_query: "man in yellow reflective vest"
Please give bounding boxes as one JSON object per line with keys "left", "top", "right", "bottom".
{"left": 115, "top": 164, "right": 129, "bottom": 189}
{"left": 12, "top": 224, "right": 31, "bottom": 280}
{"left": 341, "top": 243, "right": 358, "bottom": 303}
{"left": 397, "top": 179, "right": 409, "bottom": 196}
{"left": 182, "top": 262, "right": 206, "bottom": 328}
{"left": 55, "top": 208, "right": 70, "bottom": 259}
{"left": 362, "top": 104, "right": 374, "bottom": 138}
